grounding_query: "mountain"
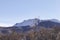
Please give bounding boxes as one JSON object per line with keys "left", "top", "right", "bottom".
{"left": 14, "top": 18, "right": 60, "bottom": 28}
{"left": 0, "top": 18, "right": 60, "bottom": 40}
{"left": 14, "top": 18, "right": 40, "bottom": 27}
{"left": 0, "top": 18, "right": 60, "bottom": 35}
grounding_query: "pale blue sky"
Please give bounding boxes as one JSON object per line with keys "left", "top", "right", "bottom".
{"left": 0, "top": 0, "right": 60, "bottom": 26}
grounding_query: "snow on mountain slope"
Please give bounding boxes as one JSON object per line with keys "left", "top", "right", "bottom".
{"left": 49, "top": 19, "right": 60, "bottom": 23}
{"left": 14, "top": 18, "right": 40, "bottom": 27}
{"left": 40, "top": 19, "right": 60, "bottom": 23}
{"left": 14, "top": 18, "right": 60, "bottom": 27}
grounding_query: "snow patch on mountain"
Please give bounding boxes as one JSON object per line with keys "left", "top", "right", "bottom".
{"left": 14, "top": 18, "right": 40, "bottom": 27}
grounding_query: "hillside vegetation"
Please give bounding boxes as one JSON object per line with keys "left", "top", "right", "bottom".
{"left": 0, "top": 26, "right": 60, "bottom": 40}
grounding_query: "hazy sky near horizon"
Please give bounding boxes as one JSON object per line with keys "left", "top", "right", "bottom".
{"left": 0, "top": 0, "right": 60, "bottom": 26}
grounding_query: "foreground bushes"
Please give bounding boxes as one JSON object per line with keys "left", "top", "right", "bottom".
{"left": 0, "top": 27, "right": 60, "bottom": 40}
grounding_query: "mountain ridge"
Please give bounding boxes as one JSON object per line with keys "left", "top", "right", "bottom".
{"left": 14, "top": 18, "right": 60, "bottom": 27}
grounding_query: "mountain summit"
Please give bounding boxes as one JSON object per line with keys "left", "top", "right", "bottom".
{"left": 14, "top": 18, "right": 40, "bottom": 27}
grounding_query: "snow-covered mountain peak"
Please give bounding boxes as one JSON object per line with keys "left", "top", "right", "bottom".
{"left": 14, "top": 18, "right": 60, "bottom": 27}
{"left": 14, "top": 18, "right": 40, "bottom": 27}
